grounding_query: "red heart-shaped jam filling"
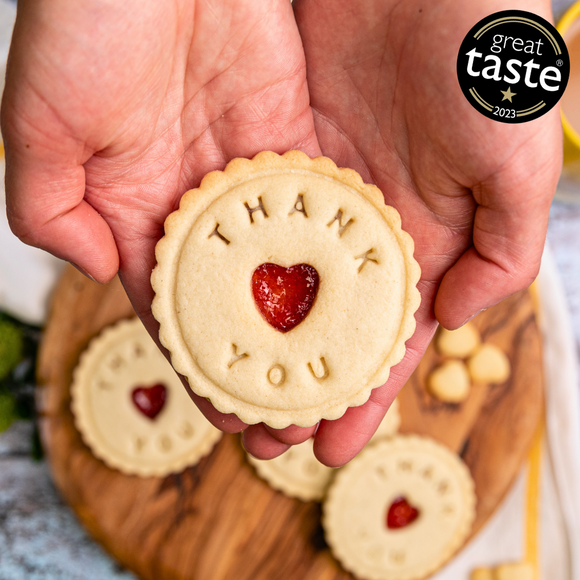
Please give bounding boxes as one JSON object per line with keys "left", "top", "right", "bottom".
{"left": 387, "top": 496, "right": 420, "bottom": 529}
{"left": 252, "top": 263, "right": 319, "bottom": 333}
{"left": 131, "top": 383, "right": 167, "bottom": 420}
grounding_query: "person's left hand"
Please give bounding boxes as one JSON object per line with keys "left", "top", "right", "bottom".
{"left": 287, "top": 0, "right": 561, "bottom": 466}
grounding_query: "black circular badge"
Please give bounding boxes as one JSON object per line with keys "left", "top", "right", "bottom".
{"left": 457, "top": 10, "right": 569, "bottom": 123}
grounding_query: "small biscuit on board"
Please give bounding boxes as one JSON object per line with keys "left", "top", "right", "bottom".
{"left": 247, "top": 400, "right": 401, "bottom": 501}
{"left": 247, "top": 438, "right": 332, "bottom": 501}
{"left": 323, "top": 436, "right": 476, "bottom": 580}
{"left": 427, "top": 360, "right": 471, "bottom": 403}
{"left": 71, "top": 318, "right": 222, "bottom": 477}
{"left": 467, "top": 344, "right": 511, "bottom": 384}
{"left": 437, "top": 323, "right": 481, "bottom": 358}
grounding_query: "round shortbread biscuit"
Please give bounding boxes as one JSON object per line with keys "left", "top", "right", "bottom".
{"left": 323, "top": 435, "right": 476, "bottom": 580}
{"left": 71, "top": 318, "right": 222, "bottom": 477}
{"left": 152, "top": 151, "right": 421, "bottom": 428}
{"left": 247, "top": 438, "right": 333, "bottom": 501}
{"left": 247, "top": 399, "right": 401, "bottom": 501}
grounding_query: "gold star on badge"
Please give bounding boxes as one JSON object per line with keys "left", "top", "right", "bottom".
{"left": 500, "top": 87, "right": 516, "bottom": 102}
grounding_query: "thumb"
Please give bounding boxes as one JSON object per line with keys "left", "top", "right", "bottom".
{"left": 2, "top": 110, "right": 119, "bottom": 284}
{"left": 434, "top": 156, "right": 558, "bottom": 329}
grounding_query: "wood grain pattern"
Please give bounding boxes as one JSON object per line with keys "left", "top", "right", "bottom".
{"left": 36, "top": 266, "right": 543, "bottom": 580}
{"left": 398, "top": 291, "right": 544, "bottom": 535}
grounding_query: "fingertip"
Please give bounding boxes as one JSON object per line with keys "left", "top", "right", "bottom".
{"left": 188, "top": 392, "right": 247, "bottom": 434}
{"left": 435, "top": 247, "right": 537, "bottom": 329}
{"left": 68, "top": 245, "right": 119, "bottom": 286}
{"left": 243, "top": 423, "right": 291, "bottom": 460}
{"left": 264, "top": 423, "right": 317, "bottom": 445}
{"left": 7, "top": 194, "right": 120, "bottom": 284}
{"left": 3, "top": 132, "right": 120, "bottom": 284}
{"left": 312, "top": 431, "right": 356, "bottom": 468}
{"left": 312, "top": 385, "right": 400, "bottom": 467}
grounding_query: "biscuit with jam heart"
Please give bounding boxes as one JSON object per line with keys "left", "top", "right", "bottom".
{"left": 152, "top": 151, "right": 421, "bottom": 429}
{"left": 323, "top": 435, "right": 476, "bottom": 580}
{"left": 71, "top": 318, "right": 222, "bottom": 477}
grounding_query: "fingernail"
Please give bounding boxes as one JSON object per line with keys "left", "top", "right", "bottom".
{"left": 70, "top": 262, "right": 98, "bottom": 283}
{"left": 460, "top": 308, "right": 486, "bottom": 327}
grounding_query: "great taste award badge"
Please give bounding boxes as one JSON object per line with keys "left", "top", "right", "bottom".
{"left": 457, "top": 10, "right": 569, "bottom": 123}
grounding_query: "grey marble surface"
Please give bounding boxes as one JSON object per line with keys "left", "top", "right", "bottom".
{"left": 0, "top": 442, "right": 136, "bottom": 580}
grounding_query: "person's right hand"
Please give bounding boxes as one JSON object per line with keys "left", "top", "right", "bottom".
{"left": 2, "top": 0, "right": 322, "bottom": 454}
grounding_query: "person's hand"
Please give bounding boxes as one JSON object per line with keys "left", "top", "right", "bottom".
{"left": 1, "top": 0, "right": 323, "bottom": 453}
{"left": 292, "top": 0, "right": 561, "bottom": 465}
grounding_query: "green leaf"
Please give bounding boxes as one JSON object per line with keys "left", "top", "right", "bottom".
{"left": 0, "top": 391, "right": 17, "bottom": 433}
{"left": 0, "top": 318, "right": 25, "bottom": 381}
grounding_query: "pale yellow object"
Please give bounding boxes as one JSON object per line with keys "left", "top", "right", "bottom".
{"left": 247, "top": 438, "right": 333, "bottom": 501}
{"left": 152, "top": 151, "right": 421, "bottom": 428}
{"left": 436, "top": 323, "right": 481, "bottom": 359}
{"left": 467, "top": 344, "right": 511, "bottom": 384}
{"left": 528, "top": 280, "right": 541, "bottom": 316}
{"left": 427, "top": 360, "right": 471, "bottom": 403}
{"left": 323, "top": 435, "right": 476, "bottom": 580}
{"left": 470, "top": 568, "right": 494, "bottom": 580}
{"left": 495, "top": 563, "right": 535, "bottom": 580}
{"left": 71, "top": 318, "right": 222, "bottom": 477}
{"left": 469, "top": 422, "right": 543, "bottom": 580}
{"left": 470, "top": 563, "right": 535, "bottom": 580}
{"left": 524, "top": 421, "right": 543, "bottom": 578}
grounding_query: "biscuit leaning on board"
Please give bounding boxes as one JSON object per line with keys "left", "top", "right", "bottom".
{"left": 152, "top": 151, "right": 421, "bottom": 428}
{"left": 71, "top": 318, "right": 222, "bottom": 476}
{"left": 247, "top": 398, "right": 402, "bottom": 501}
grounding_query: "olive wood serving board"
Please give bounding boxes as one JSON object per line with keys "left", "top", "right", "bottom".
{"left": 36, "top": 266, "right": 543, "bottom": 580}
